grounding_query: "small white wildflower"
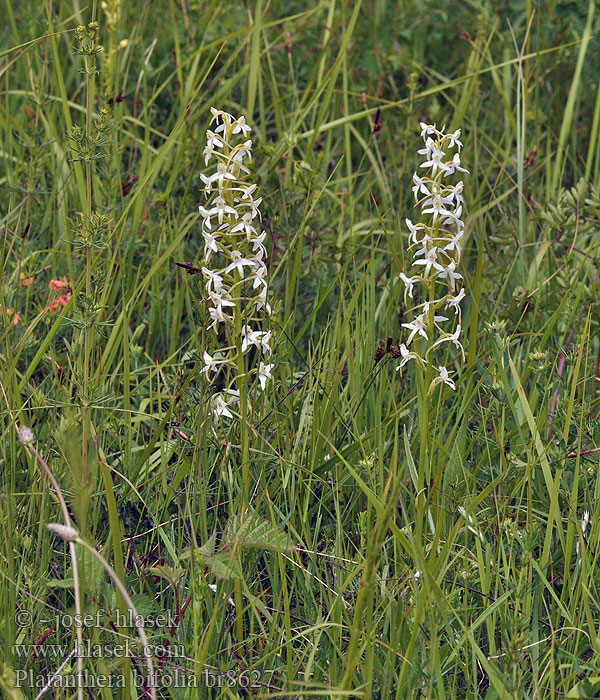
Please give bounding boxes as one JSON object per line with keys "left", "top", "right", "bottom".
{"left": 224, "top": 250, "right": 255, "bottom": 278}
{"left": 447, "top": 129, "right": 463, "bottom": 149}
{"left": 394, "top": 122, "right": 467, "bottom": 388}
{"left": 421, "top": 192, "right": 455, "bottom": 222}
{"left": 445, "top": 152, "right": 468, "bottom": 176}
{"left": 208, "top": 290, "right": 235, "bottom": 316}
{"left": 582, "top": 511, "right": 590, "bottom": 536}
{"left": 213, "top": 111, "right": 232, "bottom": 133}
{"left": 257, "top": 329, "right": 272, "bottom": 354}
{"left": 258, "top": 362, "right": 274, "bottom": 390}
{"left": 201, "top": 230, "right": 220, "bottom": 259}
{"left": 445, "top": 288, "right": 466, "bottom": 318}
{"left": 430, "top": 365, "right": 456, "bottom": 391}
{"left": 203, "top": 130, "right": 224, "bottom": 165}
{"left": 213, "top": 396, "right": 233, "bottom": 420}
{"left": 420, "top": 145, "right": 450, "bottom": 175}
{"left": 198, "top": 204, "right": 215, "bottom": 229}
{"left": 422, "top": 302, "right": 448, "bottom": 324}
{"left": 206, "top": 130, "right": 223, "bottom": 149}
{"left": 399, "top": 272, "right": 420, "bottom": 301}
{"left": 395, "top": 344, "right": 418, "bottom": 370}
{"left": 237, "top": 183, "right": 258, "bottom": 200}
{"left": 430, "top": 325, "right": 465, "bottom": 360}
{"left": 201, "top": 267, "right": 224, "bottom": 292}
{"left": 207, "top": 305, "right": 230, "bottom": 331}
{"left": 208, "top": 196, "right": 237, "bottom": 224}
{"left": 402, "top": 314, "right": 428, "bottom": 345}
{"left": 441, "top": 207, "right": 464, "bottom": 231}
{"left": 413, "top": 247, "right": 445, "bottom": 278}
{"left": 199, "top": 110, "right": 274, "bottom": 422}
{"left": 441, "top": 231, "right": 464, "bottom": 256}
{"left": 47, "top": 523, "right": 79, "bottom": 542}
{"left": 249, "top": 230, "right": 267, "bottom": 254}
{"left": 17, "top": 425, "right": 35, "bottom": 446}
{"left": 231, "top": 115, "right": 252, "bottom": 135}
{"left": 411, "top": 174, "right": 430, "bottom": 200}
{"left": 231, "top": 212, "right": 258, "bottom": 238}
{"left": 406, "top": 218, "right": 424, "bottom": 244}
{"left": 254, "top": 285, "right": 272, "bottom": 315}
{"left": 419, "top": 122, "right": 435, "bottom": 139}
{"left": 436, "top": 259, "right": 463, "bottom": 284}
{"left": 417, "top": 137, "right": 435, "bottom": 158}
{"left": 249, "top": 264, "right": 268, "bottom": 290}
{"left": 241, "top": 325, "right": 262, "bottom": 353}
{"left": 201, "top": 351, "right": 228, "bottom": 375}
{"left": 212, "top": 392, "right": 237, "bottom": 420}
{"left": 448, "top": 180, "right": 464, "bottom": 203}
{"left": 245, "top": 195, "right": 263, "bottom": 219}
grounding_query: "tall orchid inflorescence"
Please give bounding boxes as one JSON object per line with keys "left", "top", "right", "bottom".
{"left": 199, "top": 108, "right": 273, "bottom": 423}
{"left": 396, "top": 122, "right": 467, "bottom": 391}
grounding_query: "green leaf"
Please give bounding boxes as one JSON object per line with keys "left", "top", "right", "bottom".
{"left": 198, "top": 532, "right": 217, "bottom": 557}
{"left": 180, "top": 533, "right": 217, "bottom": 562}
{"left": 46, "top": 577, "right": 75, "bottom": 589}
{"left": 223, "top": 511, "right": 296, "bottom": 552}
{"left": 147, "top": 565, "right": 184, "bottom": 586}
{"left": 184, "top": 533, "right": 243, "bottom": 580}
{"left": 130, "top": 594, "right": 156, "bottom": 620}
{"left": 566, "top": 677, "right": 600, "bottom": 698}
{"left": 203, "top": 552, "right": 243, "bottom": 580}
{"left": 0, "top": 663, "right": 27, "bottom": 700}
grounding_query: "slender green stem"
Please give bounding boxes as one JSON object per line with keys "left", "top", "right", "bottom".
{"left": 233, "top": 279, "right": 247, "bottom": 648}
{"left": 415, "top": 361, "right": 428, "bottom": 544}
{"left": 12, "top": 426, "right": 85, "bottom": 700}
{"left": 339, "top": 471, "right": 401, "bottom": 694}
{"left": 81, "top": 30, "right": 96, "bottom": 527}
{"left": 418, "top": 277, "right": 436, "bottom": 483}
{"left": 74, "top": 536, "right": 157, "bottom": 700}
{"left": 234, "top": 289, "right": 250, "bottom": 504}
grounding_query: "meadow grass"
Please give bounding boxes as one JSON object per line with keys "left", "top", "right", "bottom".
{"left": 1, "top": 1, "right": 600, "bottom": 698}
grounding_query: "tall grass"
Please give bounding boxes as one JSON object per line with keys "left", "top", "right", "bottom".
{"left": 1, "top": 1, "right": 600, "bottom": 698}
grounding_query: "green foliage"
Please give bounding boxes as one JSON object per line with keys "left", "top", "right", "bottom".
{"left": 1, "top": 1, "right": 600, "bottom": 698}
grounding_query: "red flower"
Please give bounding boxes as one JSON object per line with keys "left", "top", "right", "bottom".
{"left": 49, "top": 278, "right": 69, "bottom": 291}
{"left": 4, "top": 308, "right": 19, "bottom": 325}
{"left": 47, "top": 293, "right": 71, "bottom": 313}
